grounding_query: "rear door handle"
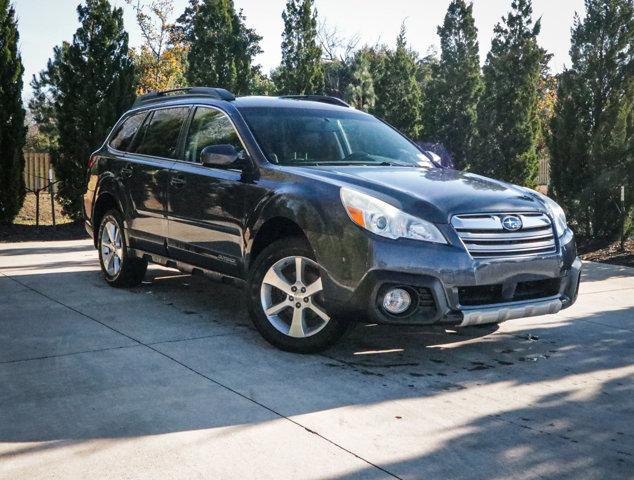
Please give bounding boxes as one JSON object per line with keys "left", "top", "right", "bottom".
{"left": 170, "top": 175, "right": 186, "bottom": 188}
{"left": 120, "top": 164, "right": 134, "bottom": 178}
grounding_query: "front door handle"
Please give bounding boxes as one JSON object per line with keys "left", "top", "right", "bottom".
{"left": 170, "top": 175, "right": 186, "bottom": 188}
{"left": 120, "top": 164, "right": 134, "bottom": 178}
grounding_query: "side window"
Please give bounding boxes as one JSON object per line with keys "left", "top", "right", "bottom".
{"left": 184, "top": 107, "right": 244, "bottom": 163}
{"left": 109, "top": 112, "right": 146, "bottom": 151}
{"left": 133, "top": 107, "right": 189, "bottom": 159}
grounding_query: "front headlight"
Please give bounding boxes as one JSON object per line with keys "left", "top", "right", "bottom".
{"left": 340, "top": 187, "right": 447, "bottom": 243}
{"left": 531, "top": 190, "right": 568, "bottom": 236}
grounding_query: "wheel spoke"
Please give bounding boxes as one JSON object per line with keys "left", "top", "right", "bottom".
{"left": 106, "top": 223, "right": 116, "bottom": 244}
{"left": 105, "top": 251, "right": 114, "bottom": 275}
{"left": 308, "top": 302, "right": 330, "bottom": 322}
{"left": 262, "top": 267, "right": 293, "bottom": 295}
{"left": 289, "top": 307, "right": 306, "bottom": 337}
{"left": 113, "top": 255, "right": 121, "bottom": 274}
{"left": 295, "top": 257, "right": 304, "bottom": 284}
{"left": 265, "top": 301, "right": 290, "bottom": 316}
{"left": 304, "top": 277, "right": 323, "bottom": 297}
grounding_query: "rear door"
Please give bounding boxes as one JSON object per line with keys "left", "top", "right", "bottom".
{"left": 89, "top": 110, "right": 146, "bottom": 226}
{"left": 123, "top": 106, "right": 190, "bottom": 254}
{"left": 166, "top": 106, "right": 262, "bottom": 276}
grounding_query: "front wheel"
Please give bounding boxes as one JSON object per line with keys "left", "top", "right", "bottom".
{"left": 247, "top": 237, "right": 351, "bottom": 353}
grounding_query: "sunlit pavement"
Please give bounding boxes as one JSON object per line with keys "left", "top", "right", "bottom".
{"left": 1, "top": 239, "right": 633, "bottom": 480}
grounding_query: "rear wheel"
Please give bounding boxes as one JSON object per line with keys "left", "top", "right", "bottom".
{"left": 247, "top": 237, "right": 350, "bottom": 353}
{"left": 97, "top": 210, "right": 147, "bottom": 287}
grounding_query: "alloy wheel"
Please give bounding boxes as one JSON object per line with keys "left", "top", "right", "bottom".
{"left": 260, "top": 255, "right": 330, "bottom": 338}
{"left": 100, "top": 219, "right": 124, "bottom": 277}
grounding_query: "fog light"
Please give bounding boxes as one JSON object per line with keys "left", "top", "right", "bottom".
{"left": 382, "top": 288, "right": 411, "bottom": 315}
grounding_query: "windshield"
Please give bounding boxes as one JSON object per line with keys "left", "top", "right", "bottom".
{"left": 238, "top": 106, "right": 434, "bottom": 168}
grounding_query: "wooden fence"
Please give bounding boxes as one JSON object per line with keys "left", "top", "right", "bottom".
{"left": 538, "top": 157, "right": 550, "bottom": 187}
{"left": 24, "top": 152, "right": 56, "bottom": 193}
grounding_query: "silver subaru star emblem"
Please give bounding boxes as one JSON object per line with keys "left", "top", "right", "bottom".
{"left": 501, "top": 215, "right": 523, "bottom": 231}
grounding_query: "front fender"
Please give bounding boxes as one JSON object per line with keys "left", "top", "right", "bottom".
{"left": 247, "top": 179, "right": 372, "bottom": 304}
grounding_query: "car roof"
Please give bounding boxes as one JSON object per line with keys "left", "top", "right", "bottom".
{"left": 126, "top": 94, "right": 356, "bottom": 116}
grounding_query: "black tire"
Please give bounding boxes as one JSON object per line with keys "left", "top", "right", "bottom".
{"left": 247, "top": 237, "right": 351, "bottom": 353}
{"left": 97, "top": 209, "right": 147, "bottom": 288}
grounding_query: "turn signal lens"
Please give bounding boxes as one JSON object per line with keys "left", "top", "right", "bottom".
{"left": 346, "top": 206, "right": 365, "bottom": 227}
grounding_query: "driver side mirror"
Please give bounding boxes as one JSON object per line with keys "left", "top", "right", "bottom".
{"left": 200, "top": 144, "right": 248, "bottom": 169}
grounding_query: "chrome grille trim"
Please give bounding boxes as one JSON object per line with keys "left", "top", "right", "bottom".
{"left": 451, "top": 212, "right": 556, "bottom": 258}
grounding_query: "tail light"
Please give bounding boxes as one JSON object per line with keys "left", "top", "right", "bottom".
{"left": 87, "top": 154, "right": 98, "bottom": 170}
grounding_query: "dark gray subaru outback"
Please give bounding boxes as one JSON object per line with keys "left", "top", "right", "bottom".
{"left": 83, "top": 87, "right": 581, "bottom": 353}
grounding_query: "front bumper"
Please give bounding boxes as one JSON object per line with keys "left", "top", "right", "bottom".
{"left": 323, "top": 231, "right": 581, "bottom": 327}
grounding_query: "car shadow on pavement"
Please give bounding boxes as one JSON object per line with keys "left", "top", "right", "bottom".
{"left": 0, "top": 249, "right": 633, "bottom": 478}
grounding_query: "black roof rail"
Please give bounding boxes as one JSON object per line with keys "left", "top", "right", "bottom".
{"left": 280, "top": 95, "right": 350, "bottom": 108}
{"left": 133, "top": 87, "right": 235, "bottom": 107}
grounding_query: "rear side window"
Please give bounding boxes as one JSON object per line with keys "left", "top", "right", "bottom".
{"left": 109, "top": 112, "right": 146, "bottom": 151}
{"left": 184, "top": 107, "right": 243, "bottom": 163}
{"left": 133, "top": 107, "right": 189, "bottom": 159}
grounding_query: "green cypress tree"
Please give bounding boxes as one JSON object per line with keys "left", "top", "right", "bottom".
{"left": 31, "top": 0, "right": 135, "bottom": 219}
{"left": 373, "top": 25, "right": 423, "bottom": 139}
{"left": 550, "top": 0, "right": 634, "bottom": 239}
{"left": 424, "top": 0, "right": 482, "bottom": 170}
{"left": 473, "top": 0, "right": 548, "bottom": 187}
{"left": 345, "top": 52, "right": 376, "bottom": 111}
{"left": 277, "top": 0, "right": 324, "bottom": 95}
{"left": 29, "top": 46, "right": 64, "bottom": 153}
{"left": 0, "top": 0, "right": 26, "bottom": 224}
{"left": 178, "top": 0, "right": 262, "bottom": 94}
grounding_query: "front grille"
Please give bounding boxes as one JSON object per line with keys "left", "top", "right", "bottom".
{"left": 514, "top": 278, "right": 561, "bottom": 301}
{"left": 458, "top": 278, "right": 561, "bottom": 306}
{"left": 457, "top": 284, "right": 503, "bottom": 306}
{"left": 451, "top": 212, "right": 556, "bottom": 258}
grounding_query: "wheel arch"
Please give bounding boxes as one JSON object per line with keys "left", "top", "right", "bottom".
{"left": 245, "top": 187, "right": 341, "bottom": 277}
{"left": 92, "top": 193, "right": 118, "bottom": 246}
{"left": 247, "top": 216, "right": 309, "bottom": 269}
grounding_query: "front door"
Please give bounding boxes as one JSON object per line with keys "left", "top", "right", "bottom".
{"left": 166, "top": 106, "right": 263, "bottom": 277}
{"left": 123, "top": 106, "right": 190, "bottom": 255}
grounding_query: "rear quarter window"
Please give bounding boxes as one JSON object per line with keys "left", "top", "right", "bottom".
{"left": 109, "top": 112, "right": 146, "bottom": 151}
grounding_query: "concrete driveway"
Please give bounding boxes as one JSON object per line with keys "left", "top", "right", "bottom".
{"left": 1, "top": 239, "right": 632, "bottom": 480}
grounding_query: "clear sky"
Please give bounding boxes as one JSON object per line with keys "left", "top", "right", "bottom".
{"left": 14, "top": 0, "right": 585, "bottom": 99}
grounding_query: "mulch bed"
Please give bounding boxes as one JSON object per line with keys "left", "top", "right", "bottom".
{"left": 0, "top": 192, "right": 89, "bottom": 243}
{"left": 579, "top": 239, "right": 634, "bottom": 268}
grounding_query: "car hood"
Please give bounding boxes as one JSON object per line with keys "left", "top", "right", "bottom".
{"left": 292, "top": 165, "right": 545, "bottom": 223}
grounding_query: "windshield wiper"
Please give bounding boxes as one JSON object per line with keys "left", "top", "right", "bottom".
{"left": 375, "top": 161, "right": 416, "bottom": 167}
{"left": 338, "top": 153, "right": 408, "bottom": 166}
{"left": 281, "top": 160, "right": 418, "bottom": 167}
